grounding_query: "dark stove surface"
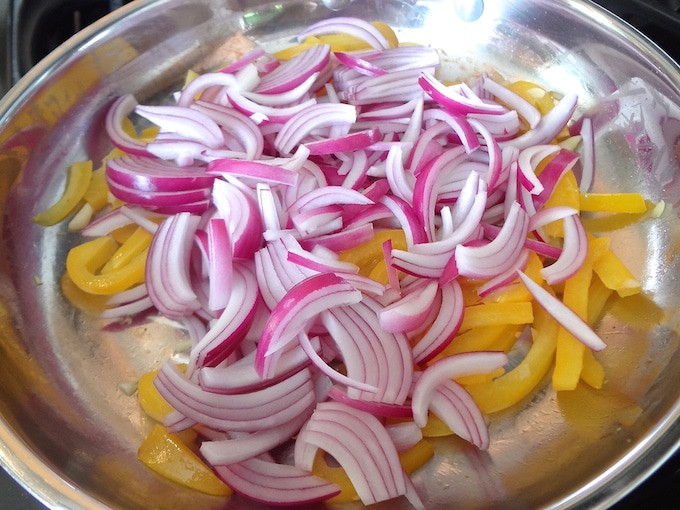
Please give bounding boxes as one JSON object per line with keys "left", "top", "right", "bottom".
{"left": 0, "top": 0, "right": 679, "bottom": 509}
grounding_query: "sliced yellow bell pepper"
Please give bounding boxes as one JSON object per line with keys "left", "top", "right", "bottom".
{"left": 338, "top": 229, "right": 406, "bottom": 276}
{"left": 579, "top": 193, "right": 647, "bottom": 214}
{"left": 592, "top": 248, "right": 641, "bottom": 297}
{"left": 138, "top": 370, "right": 174, "bottom": 422}
{"left": 138, "top": 424, "right": 232, "bottom": 496}
{"left": 432, "top": 324, "right": 521, "bottom": 361}
{"left": 82, "top": 166, "right": 109, "bottom": 211}
{"left": 66, "top": 236, "right": 147, "bottom": 295}
{"left": 465, "top": 304, "right": 559, "bottom": 414}
{"left": 459, "top": 301, "right": 534, "bottom": 331}
{"left": 33, "top": 160, "right": 93, "bottom": 226}
{"left": 580, "top": 349, "right": 605, "bottom": 389}
{"left": 587, "top": 274, "right": 614, "bottom": 325}
{"left": 60, "top": 273, "right": 109, "bottom": 316}
{"left": 552, "top": 236, "right": 600, "bottom": 391}
{"left": 543, "top": 170, "right": 580, "bottom": 237}
{"left": 101, "top": 226, "right": 153, "bottom": 274}
{"left": 421, "top": 414, "right": 453, "bottom": 437}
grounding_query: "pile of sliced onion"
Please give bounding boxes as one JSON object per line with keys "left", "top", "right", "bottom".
{"left": 89, "top": 16, "right": 607, "bottom": 507}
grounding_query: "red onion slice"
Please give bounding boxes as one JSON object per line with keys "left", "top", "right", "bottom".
{"left": 517, "top": 270, "right": 607, "bottom": 350}
{"left": 297, "top": 17, "right": 390, "bottom": 50}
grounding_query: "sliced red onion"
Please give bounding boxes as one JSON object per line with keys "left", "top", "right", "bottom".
{"left": 386, "top": 421, "right": 423, "bottom": 452}
{"left": 104, "top": 95, "right": 151, "bottom": 156}
{"left": 213, "top": 456, "right": 341, "bottom": 506}
{"left": 517, "top": 144, "right": 561, "bottom": 195}
{"left": 294, "top": 401, "right": 408, "bottom": 505}
{"left": 455, "top": 201, "right": 530, "bottom": 278}
{"left": 227, "top": 91, "right": 317, "bottom": 124}
{"left": 327, "top": 386, "right": 413, "bottom": 418}
{"left": 412, "top": 279, "right": 464, "bottom": 364}
{"left": 212, "top": 179, "right": 263, "bottom": 259}
{"left": 500, "top": 93, "right": 578, "bottom": 150}
{"left": 156, "top": 364, "right": 316, "bottom": 431}
{"left": 207, "top": 159, "right": 298, "bottom": 187}
{"left": 411, "top": 351, "right": 508, "bottom": 427}
{"left": 189, "top": 261, "right": 259, "bottom": 368}
{"left": 335, "top": 51, "right": 387, "bottom": 76}
{"left": 482, "top": 76, "right": 541, "bottom": 128}
{"left": 206, "top": 218, "right": 233, "bottom": 311}
{"left": 200, "top": 407, "right": 313, "bottom": 465}
{"left": 579, "top": 117, "right": 595, "bottom": 192}
{"left": 533, "top": 149, "right": 580, "bottom": 209}
{"left": 274, "top": 103, "right": 356, "bottom": 155}
{"left": 305, "top": 128, "right": 382, "bottom": 156}
{"left": 540, "top": 214, "right": 588, "bottom": 285}
{"left": 379, "top": 280, "right": 438, "bottom": 333}
{"left": 190, "top": 101, "right": 264, "bottom": 160}
{"left": 255, "top": 44, "right": 331, "bottom": 94}
{"left": 135, "top": 104, "right": 224, "bottom": 148}
{"left": 106, "top": 155, "right": 214, "bottom": 192}
{"left": 256, "top": 273, "right": 362, "bottom": 377}
{"left": 423, "top": 108, "right": 481, "bottom": 154}
{"left": 297, "top": 17, "right": 390, "bottom": 50}
{"left": 287, "top": 248, "right": 359, "bottom": 274}
{"left": 419, "top": 73, "right": 505, "bottom": 115}
{"left": 517, "top": 270, "right": 607, "bottom": 350}
{"left": 477, "top": 248, "right": 530, "bottom": 297}
{"left": 146, "top": 212, "right": 201, "bottom": 318}
{"left": 176, "top": 73, "right": 238, "bottom": 107}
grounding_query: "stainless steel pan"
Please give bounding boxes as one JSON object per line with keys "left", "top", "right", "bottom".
{"left": 0, "top": 0, "right": 678, "bottom": 508}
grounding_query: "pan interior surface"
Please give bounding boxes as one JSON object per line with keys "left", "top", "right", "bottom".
{"left": 0, "top": 1, "right": 678, "bottom": 509}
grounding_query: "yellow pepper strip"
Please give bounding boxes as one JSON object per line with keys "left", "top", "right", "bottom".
{"left": 138, "top": 370, "right": 174, "bottom": 422}
{"left": 592, "top": 249, "right": 641, "bottom": 297}
{"left": 312, "top": 451, "right": 358, "bottom": 503}
{"left": 82, "top": 166, "right": 109, "bottom": 211}
{"left": 101, "top": 227, "right": 153, "bottom": 274}
{"left": 110, "top": 224, "right": 140, "bottom": 244}
{"left": 581, "top": 207, "right": 651, "bottom": 233}
{"left": 399, "top": 439, "right": 435, "bottom": 474}
{"left": 368, "top": 259, "right": 389, "bottom": 284}
{"left": 543, "top": 170, "right": 580, "bottom": 237}
{"left": 459, "top": 301, "right": 533, "bottom": 331}
{"left": 33, "top": 160, "right": 93, "bottom": 226}
{"left": 481, "top": 251, "right": 543, "bottom": 304}
{"left": 579, "top": 193, "right": 647, "bottom": 214}
{"left": 338, "top": 229, "right": 406, "bottom": 276}
{"left": 580, "top": 350, "right": 605, "bottom": 389}
{"left": 66, "top": 236, "right": 147, "bottom": 295}
{"left": 552, "top": 237, "right": 598, "bottom": 391}
{"left": 559, "top": 135, "right": 583, "bottom": 151}
{"left": 138, "top": 424, "right": 232, "bottom": 496}
{"left": 421, "top": 414, "right": 453, "bottom": 437}
{"left": 587, "top": 274, "right": 614, "bottom": 325}
{"left": 432, "top": 325, "right": 521, "bottom": 361}
{"left": 60, "top": 273, "right": 109, "bottom": 316}
{"left": 455, "top": 367, "right": 505, "bottom": 386}
{"left": 465, "top": 303, "right": 559, "bottom": 414}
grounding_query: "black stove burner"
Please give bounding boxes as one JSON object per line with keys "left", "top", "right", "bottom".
{"left": 0, "top": 0, "right": 679, "bottom": 509}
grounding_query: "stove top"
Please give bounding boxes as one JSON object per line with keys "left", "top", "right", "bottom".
{"left": 0, "top": 0, "right": 679, "bottom": 509}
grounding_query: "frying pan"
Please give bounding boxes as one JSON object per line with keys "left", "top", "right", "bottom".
{"left": 0, "top": 0, "right": 678, "bottom": 508}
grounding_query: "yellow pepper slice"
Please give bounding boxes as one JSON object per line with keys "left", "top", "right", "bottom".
{"left": 580, "top": 349, "right": 605, "bottom": 389}
{"left": 33, "top": 160, "right": 93, "bottom": 226}
{"left": 421, "top": 414, "right": 453, "bottom": 437}
{"left": 587, "top": 274, "right": 614, "bottom": 325}
{"left": 592, "top": 248, "right": 641, "bottom": 297}
{"left": 579, "top": 193, "right": 647, "bottom": 214}
{"left": 60, "top": 273, "right": 109, "bottom": 316}
{"left": 432, "top": 324, "right": 521, "bottom": 361}
{"left": 459, "top": 301, "right": 534, "bottom": 331}
{"left": 338, "top": 229, "right": 406, "bottom": 276}
{"left": 543, "top": 170, "right": 580, "bottom": 237}
{"left": 82, "top": 166, "right": 109, "bottom": 211}
{"left": 138, "top": 370, "right": 174, "bottom": 422}
{"left": 101, "top": 226, "right": 153, "bottom": 274}
{"left": 138, "top": 424, "right": 232, "bottom": 496}
{"left": 66, "top": 236, "right": 147, "bottom": 295}
{"left": 465, "top": 303, "right": 559, "bottom": 414}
